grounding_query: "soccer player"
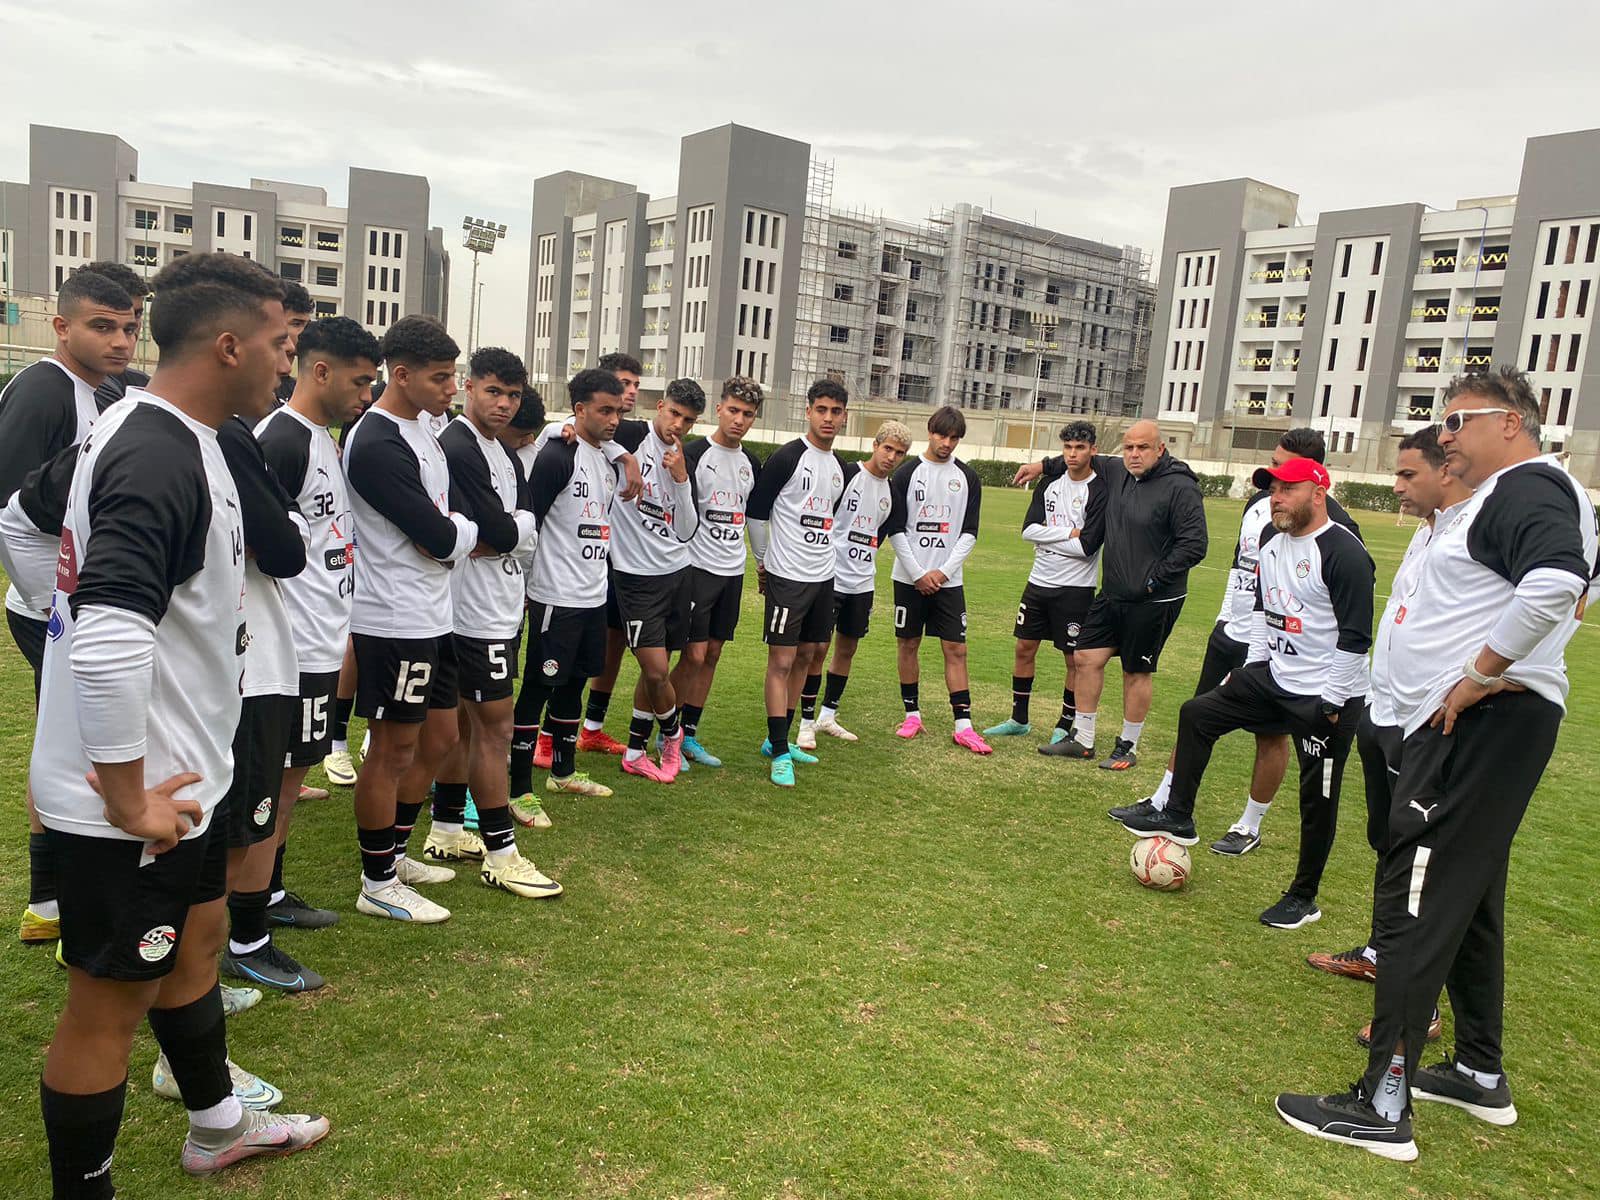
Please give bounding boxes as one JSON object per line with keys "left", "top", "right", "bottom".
{"left": 1278, "top": 368, "right": 1597, "bottom": 1160}
{"left": 1016, "top": 420, "right": 1208, "bottom": 768}
{"left": 517, "top": 369, "right": 627, "bottom": 802}
{"left": 746, "top": 380, "right": 848, "bottom": 787}
{"left": 1116, "top": 455, "right": 1373, "bottom": 930}
{"left": 882, "top": 405, "right": 990, "bottom": 754}
{"left": 34, "top": 253, "right": 327, "bottom": 1196}
{"left": 423, "top": 348, "right": 562, "bottom": 897}
{"left": 344, "top": 316, "right": 478, "bottom": 924}
{"left": 607, "top": 378, "right": 704, "bottom": 782}
{"left": 1132, "top": 429, "right": 1361, "bottom": 855}
{"left": 1306, "top": 425, "right": 1468, "bottom": 1050}
{"left": 76, "top": 261, "right": 151, "bottom": 408}
{"left": 255, "top": 317, "right": 380, "bottom": 933}
{"left": 670, "top": 376, "right": 765, "bottom": 766}
{"left": 802, "top": 420, "right": 912, "bottom": 745}
{"left": 985, "top": 421, "right": 1106, "bottom": 745}
{"left": 272, "top": 283, "right": 314, "bottom": 404}
{"left": 0, "top": 268, "right": 136, "bottom": 947}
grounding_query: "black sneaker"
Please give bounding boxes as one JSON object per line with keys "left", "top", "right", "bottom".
{"left": 266, "top": 891, "right": 340, "bottom": 929}
{"left": 1210, "top": 827, "right": 1261, "bottom": 856}
{"left": 1274, "top": 1084, "right": 1418, "bottom": 1161}
{"left": 1039, "top": 737, "right": 1094, "bottom": 759}
{"left": 1108, "top": 797, "right": 1158, "bottom": 824}
{"left": 223, "top": 942, "right": 326, "bottom": 992}
{"left": 1412, "top": 1059, "right": 1517, "bottom": 1126}
{"left": 1118, "top": 805, "right": 1198, "bottom": 845}
{"left": 1260, "top": 892, "right": 1321, "bottom": 929}
{"left": 1098, "top": 738, "right": 1138, "bottom": 770}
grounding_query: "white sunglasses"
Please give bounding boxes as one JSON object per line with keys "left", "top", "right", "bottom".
{"left": 1442, "top": 406, "right": 1518, "bottom": 434}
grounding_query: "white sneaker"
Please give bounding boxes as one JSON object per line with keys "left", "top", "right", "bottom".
{"left": 422, "top": 826, "right": 485, "bottom": 862}
{"left": 356, "top": 879, "right": 450, "bottom": 923}
{"left": 814, "top": 713, "right": 858, "bottom": 742}
{"left": 219, "top": 983, "right": 262, "bottom": 1016}
{"left": 395, "top": 855, "right": 455, "bottom": 885}
{"left": 321, "top": 748, "right": 357, "bottom": 787}
{"left": 153, "top": 1053, "right": 283, "bottom": 1110}
{"left": 360, "top": 728, "right": 371, "bottom": 758}
{"left": 797, "top": 720, "right": 818, "bottom": 751}
{"left": 481, "top": 852, "right": 564, "bottom": 899}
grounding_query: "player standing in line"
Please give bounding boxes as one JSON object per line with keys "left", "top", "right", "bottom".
{"left": 75, "top": 262, "right": 151, "bottom": 408}
{"left": 985, "top": 421, "right": 1106, "bottom": 744}
{"left": 1118, "top": 456, "right": 1374, "bottom": 930}
{"left": 1123, "top": 429, "right": 1361, "bottom": 854}
{"left": 669, "top": 377, "right": 765, "bottom": 767}
{"left": 798, "top": 420, "right": 911, "bottom": 745}
{"left": 746, "top": 380, "right": 848, "bottom": 788}
{"left": 606, "top": 378, "right": 704, "bottom": 782}
{"left": 881, "top": 405, "right": 990, "bottom": 755}
{"left": 34, "top": 254, "right": 327, "bottom": 1196}
{"left": 1278, "top": 368, "right": 1597, "bottom": 1160}
{"left": 421, "top": 348, "right": 562, "bottom": 895}
{"left": 514, "top": 369, "right": 627, "bottom": 804}
{"left": 0, "top": 269, "right": 136, "bottom": 947}
{"left": 344, "top": 316, "right": 478, "bottom": 924}
{"left": 254, "top": 318, "right": 379, "bottom": 935}
{"left": 1013, "top": 420, "right": 1208, "bottom": 769}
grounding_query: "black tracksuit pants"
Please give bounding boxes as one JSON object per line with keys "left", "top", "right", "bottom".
{"left": 1361, "top": 689, "right": 1562, "bottom": 1097}
{"left": 1355, "top": 709, "right": 1404, "bottom": 950}
{"left": 1169, "top": 662, "right": 1363, "bottom": 901}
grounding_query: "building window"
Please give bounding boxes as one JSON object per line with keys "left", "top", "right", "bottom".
{"left": 1207, "top": 255, "right": 1216, "bottom": 285}
{"left": 243, "top": 214, "right": 253, "bottom": 241}
{"left": 1333, "top": 292, "right": 1345, "bottom": 324}
{"left": 317, "top": 230, "right": 340, "bottom": 252}
{"left": 133, "top": 208, "right": 158, "bottom": 230}
{"left": 1045, "top": 282, "right": 1060, "bottom": 306}
{"left": 315, "top": 301, "right": 336, "bottom": 318}
{"left": 216, "top": 211, "right": 227, "bottom": 237}
{"left": 1357, "top": 337, "right": 1369, "bottom": 371}
{"left": 393, "top": 233, "right": 402, "bottom": 258}
{"left": 316, "top": 265, "right": 339, "bottom": 287}
{"left": 1371, "top": 242, "right": 1383, "bottom": 274}
{"left": 1340, "top": 244, "right": 1352, "bottom": 277}
{"left": 837, "top": 240, "right": 856, "bottom": 260}
{"left": 281, "top": 226, "right": 304, "bottom": 248}
{"left": 1350, "top": 384, "right": 1362, "bottom": 418}
{"left": 280, "top": 261, "right": 302, "bottom": 282}
{"left": 829, "top": 325, "right": 849, "bottom": 344}
{"left": 833, "top": 283, "right": 854, "bottom": 302}
{"left": 1364, "top": 291, "right": 1376, "bottom": 323}
{"left": 1320, "top": 385, "right": 1331, "bottom": 416}
{"left": 1327, "top": 338, "right": 1338, "bottom": 370}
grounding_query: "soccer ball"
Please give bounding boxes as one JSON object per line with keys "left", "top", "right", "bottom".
{"left": 1130, "top": 837, "right": 1191, "bottom": 891}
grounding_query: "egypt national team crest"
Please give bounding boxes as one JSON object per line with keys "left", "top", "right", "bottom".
{"left": 138, "top": 925, "right": 178, "bottom": 962}
{"left": 947, "top": 477, "right": 961, "bottom": 493}
{"left": 253, "top": 796, "right": 273, "bottom": 826}
{"left": 543, "top": 658, "right": 559, "bottom": 677}
{"left": 1295, "top": 559, "right": 1311, "bottom": 579}
{"left": 738, "top": 465, "right": 753, "bottom": 486}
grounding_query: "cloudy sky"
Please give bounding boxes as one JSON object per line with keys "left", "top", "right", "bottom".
{"left": 3, "top": 1, "right": 1596, "bottom": 351}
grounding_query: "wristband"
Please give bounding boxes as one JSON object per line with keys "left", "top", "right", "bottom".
{"left": 1463, "top": 654, "right": 1502, "bottom": 688}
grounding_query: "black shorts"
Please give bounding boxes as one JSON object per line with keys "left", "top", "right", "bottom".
{"left": 352, "top": 633, "right": 459, "bottom": 723}
{"left": 832, "top": 589, "right": 874, "bottom": 640}
{"left": 1014, "top": 582, "right": 1095, "bottom": 651}
{"left": 526, "top": 602, "right": 606, "bottom": 686}
{"left": 1194, "top": 621, "right": 1249, "bottom": 696}
{"left": 7, "top": 608, "right": 45, "bottom": 700}
{"left": 614, "top": 568, "right": 693, "bottom": 652}
{"left": 892, "top": 581, "right": 968, "bottom": 643}
{"left": 221, "top": 693, "right": 297, "bottom": 847}
{"left": 604, "top": 572, "right": 623, "bottom": 632}
{"left": 1076, "top": 594, "right": 1185, "bottom": 673}
{"left": 689, "top": 568, "right": 743, "bottom": 644}
{"left": 287, "top": 670, "right": 340, "bottom": 768}
{"left": 52, "top": 823, "right": 228, "bottom": 981}
{"left": 455, "top": 632, "right": 522, "bottom": 703}
{"left": 762, "top": 573, "right": 835, "bottom": 647}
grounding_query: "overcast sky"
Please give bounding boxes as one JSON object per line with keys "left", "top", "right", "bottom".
{"left": 3, "top": 1, "right": 1597, "bottom": 353}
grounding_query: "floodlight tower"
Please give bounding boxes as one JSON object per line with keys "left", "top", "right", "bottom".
{"left": 461, "top": 215, "right": 506, "bottom": 356}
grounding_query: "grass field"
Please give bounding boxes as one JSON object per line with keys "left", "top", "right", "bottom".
{"left": 2, "top": 490, "right": 1598, "bottom": 1199}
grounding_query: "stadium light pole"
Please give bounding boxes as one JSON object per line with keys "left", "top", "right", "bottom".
{"left": 461, "top": 216, "right": 506, "bottom": 358}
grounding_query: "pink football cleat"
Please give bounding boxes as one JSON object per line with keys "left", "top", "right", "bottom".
{"left": 952, "top": 727, "right": 993, "bottom": 755}
{"left": 621, "top": 755, "right": 674, "bottom": 783}
{"left": 895, "top": 714, "right": 924, "bottom": 739}
{"left": 659, "top": 731, "right": 685, "bottom": 778}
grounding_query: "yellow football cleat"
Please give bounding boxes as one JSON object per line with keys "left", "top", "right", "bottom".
{"left": 19, "top": 905, "right": 60, "bottom": 944}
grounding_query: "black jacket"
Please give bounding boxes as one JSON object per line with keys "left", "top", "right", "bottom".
{"left": 1042, "top": 450, "right": 1207, "bottom": 601}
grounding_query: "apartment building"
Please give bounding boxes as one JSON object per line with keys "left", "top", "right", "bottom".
{"left": 0, "top": 124, "right": 449, "bottom": 338}
{"left": 1145, "top": 128, "right": 1600, "bottom": 486}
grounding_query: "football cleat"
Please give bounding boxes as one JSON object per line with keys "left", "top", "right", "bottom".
{"left": 180, "top": 1109, "right": 330, "bottom": 1176}
{"left": 952, "top": 728, "right": 993, "bottom": 755}
{"left": 796, "top": 720, "right": 818, "bottom": 750}
{"left": 481, "top": 852, "right": 564, "bottom": 899}
{"left": 532, "top": 732, "right": 554, "bottom": 769}
{"left": 982, "top": 718, "right": 1031, "bottom": 738}
{"left": 895, "top": 714, "right": 924, "bottom": 739}
{"left": 510, "top": 793, "right": 555, "bottom": 827}
{"left": 577, "top": 727, "right": 627, "bottom": 755}
{"left": 422, "top": 826, "right": 485, "bottom": 863}
{"left": 394, "top": 855, "right": 455, "bottom": 886}
{"left": 356, "top": 880, "right": 450, "bottom": 923}
{"left": 321, "top": 749, "right": 357, "bottom": 787}
{"left": 19, "top": 905, "right": 60, "bottom": 944}
{"left": 621, "top": 755, "right": 674, "bottom": 783}
{"left": 813, "top": 714, "right": 858, "bottom": 742}
{"left": 154, "top": 1054, "right": 282, "bottom": 1111}
{"left": 547, "top": 773, "right": 614, "bottom": 798}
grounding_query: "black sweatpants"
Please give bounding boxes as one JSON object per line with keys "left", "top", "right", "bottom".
{"left": 1355, "top": 709, "right": 1404, "bottom": 950}
{"left": 1361, "top": 690, "right": 1562, "bottom": 1097}
{"left": 1168, "top": 662, "right": 1363, "bottom": 900}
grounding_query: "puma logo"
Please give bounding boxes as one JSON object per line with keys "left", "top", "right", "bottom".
{"left": 1409, "top": 800, "right": 1439, "bottom": 822}
{"left": 1140, "top": 654, "right": 1153, "bottom": 664}
{"left": 1301, "top": 734, "right": 1329, "bottom": 757}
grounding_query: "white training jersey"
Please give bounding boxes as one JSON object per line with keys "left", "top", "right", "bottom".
{"left": 1367, "top": 520, "right": 1434, "bottom": 729}
{"left": 685, "top": 436, "right": 760, "bottom": 577}
{"left": 1218, "top": 492, "right": 1273, "bottom": 642}
{"left": 1022, "top": 470, "right": 1106, "bottom": 589}
{"left": 832, "top": 463, "right": 893, "bottom": 596}
{"left": 746, "top": 437, "right": 845, "bottom": 583}
{"left": 1252, "top": 519, "right": 1374, "bottom": 703}
{"left": 1385, "top": 456, "right": 1597, "bottom": 736}
{"left": 343, "top": 406, "right": 478, "bottom": 639}
{"left": 254, "top": 405, "right": 354, "bottom": 674}
{"left": 526, "top": 436, "right": 616, "bottom": 609}
{"left": 441, "top": 416, "right": 537, "bottom": 640}
{"left": 608, "top": 419, "right": 699, "bottom": 575}
{"left": 884, "top": 456, "right": 983, "bottom": 588}
{"left": 31, "top": 392, "right": 246, "bottom": 840}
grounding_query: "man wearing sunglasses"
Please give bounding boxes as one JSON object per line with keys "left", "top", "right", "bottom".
{"left": 1277, "top": 366, "right": 1597, "bottom": 1161}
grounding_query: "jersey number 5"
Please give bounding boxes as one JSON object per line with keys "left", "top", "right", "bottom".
{"left": 393, "top": 660, "right": 434, "bottom": 704}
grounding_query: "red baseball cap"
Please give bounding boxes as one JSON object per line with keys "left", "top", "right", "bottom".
{"left": 1253, "top": 457, "right": 1331, "bottom": 490}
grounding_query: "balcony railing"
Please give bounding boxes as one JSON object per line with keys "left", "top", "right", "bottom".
{"left": 576, "top": 249, "right": 592, "bottom": 261}
{"left": 1242, "top": 312, "right": 1278, "bottom": 327}
{"left": 1237, "top": 355, "right": 1274, "bottom": 371}
{"left": 1411, "top": 304, "right": 1449, "bottom": 322}
{"left": 573, "top": 288, "right": 590, "bottom": 300}
{"left": 1462, "top": 250, "right": 1508, "bottom": 270}
{"left": 315, "top": 236, "right": 340, "bottom": 252}
{"left": 280, "top": 233, "right": 305, "bottom": 248}
{"left": 1405, "top": 354, "right": 1442, "bottom": 372}
{"left": 1248, "top": 267, "right": 1285, "bottom": 282}
{"left": 1456, "top": 302, "right": 1500, "bottom": 319}
{"left": 1283, "top": 311, "right": 1306, "bottom": 325}
{"left": 1419, "top": 253, "right": 1457, "bottom": 273}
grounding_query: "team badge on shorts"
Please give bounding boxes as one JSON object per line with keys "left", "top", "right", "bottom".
{"left": 253, "top": 797, "right": 273, "bottom": 826}
{"left": 138, "top": 925, "right": 178, "bottom": 962}
{"left": 543, "top": 659, "right": 559, "bottom": 677}
{"left": 1067, "top": 622, "right": 1081, "bottom": 637}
